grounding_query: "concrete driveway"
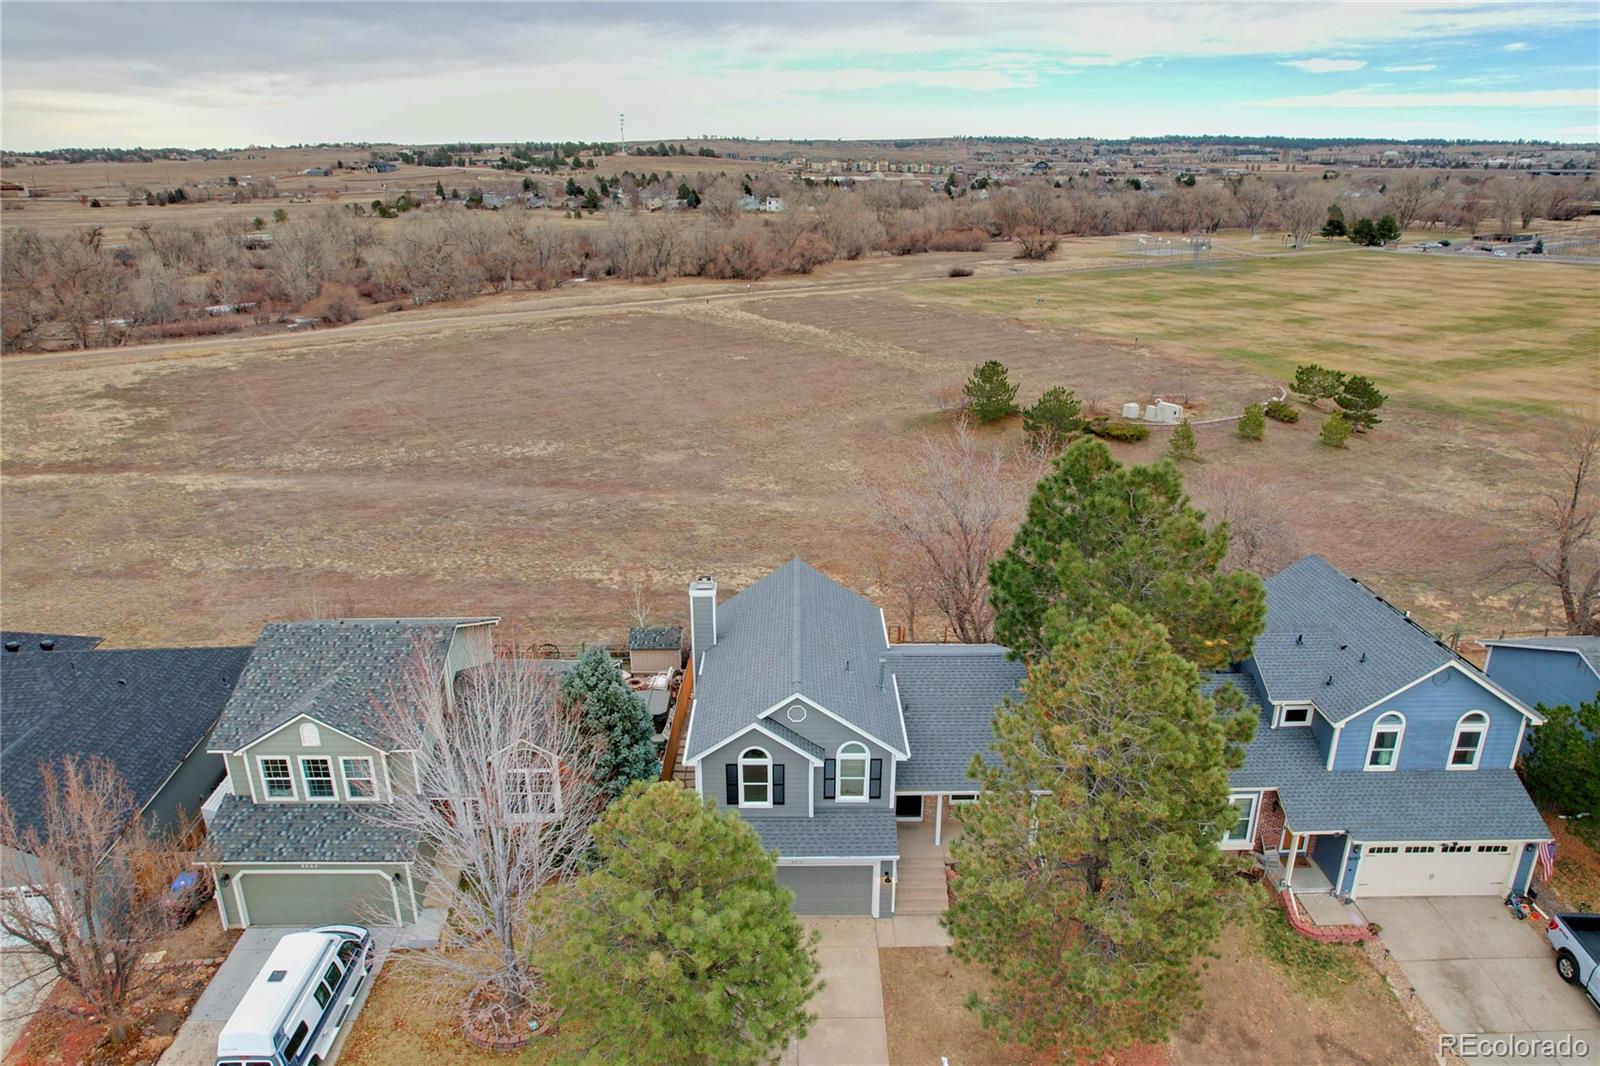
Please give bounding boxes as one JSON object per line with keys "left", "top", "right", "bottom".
{"left": 785, "top": 918, "right": 889, "bottom": 1066}
{"left": 1, "top": 950, "right": 57, "bottom": 1055}
{"left": 1360, "top": 897, "right": 1598, "bottom": 1065}
{"left": 160, "top": 927, "right": 392, "bottom": 1066}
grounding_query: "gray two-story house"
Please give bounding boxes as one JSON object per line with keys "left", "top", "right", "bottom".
{"left": 203, "top": 617, "right": 496, "bottom": 928}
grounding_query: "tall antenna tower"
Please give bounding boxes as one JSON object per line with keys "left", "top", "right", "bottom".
{"left": 619, "top": 113, "right": 625, "bottom": 155}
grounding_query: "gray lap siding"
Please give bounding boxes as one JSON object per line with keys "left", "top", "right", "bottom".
{"left": 699, "top": 731, "right": 809, "bottom": 816}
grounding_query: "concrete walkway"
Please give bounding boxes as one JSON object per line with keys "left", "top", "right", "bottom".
{"left": 1360, "top": 897, "right": 1598, "bottom": 1065}
{"left": 786, "top": 918, "right": 889, "bottom": 1066}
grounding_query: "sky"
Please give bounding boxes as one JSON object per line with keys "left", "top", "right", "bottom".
{"left": 2, "top": 1, "right": 1597, "bottom": 150}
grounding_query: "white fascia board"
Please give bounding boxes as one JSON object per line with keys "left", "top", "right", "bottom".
{"left": 683, "top": 719, "right": 824, "bottom": 767}
{"left": 756, "top": 692, "right": 909, "bottom": 758}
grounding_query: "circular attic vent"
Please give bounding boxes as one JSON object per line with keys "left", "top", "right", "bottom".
{"left": 786, "top": 704, "right": 807, "bottom": 723}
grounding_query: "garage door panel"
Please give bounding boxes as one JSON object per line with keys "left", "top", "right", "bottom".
{"left": 777, "top": 865, "right": 873, "bottom": 915}
{"left": 1355, "top": 844, "right": 1518, "bottom": 897}
{"left": 238, "top": 871, "right": 399, "bottom": 927}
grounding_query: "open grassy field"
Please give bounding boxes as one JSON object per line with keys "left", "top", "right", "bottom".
{"left": 913, "top": 246, "right": 1600, "bottom": 421}
{"left": 2, "top": 238, "right": 1594, "bottom": 650}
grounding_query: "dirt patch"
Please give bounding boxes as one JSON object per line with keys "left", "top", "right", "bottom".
{"left": 1536, "top": 812, "right": 1600, "bottom": 912}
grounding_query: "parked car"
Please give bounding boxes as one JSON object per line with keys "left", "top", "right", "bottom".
{"left": 1547, "top": 912, "right": 1600, "bottom": 1012}
{"left": 216, "top": 925, "right": 374, "bottom": 1066}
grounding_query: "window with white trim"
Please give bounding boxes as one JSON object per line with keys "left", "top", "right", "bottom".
{"left": 260, "top": 757, "right": 295, "bottom": 800}
{"left": 341, "top": 756, "right": 377, "bottom": 800}
{"left": 1365, "top": 712, "right": 1405, "bottom": 770}
{"left": 1448, "top": 711, "right": 1488, "bottom": 770}
{"left": 298, "top": 721, "right": 321, "bottom": 747}
{"left": 1279, "top": 703, "right": 1312, "bottom": 727}
{"left": 502, "top": 744, "right": 561, "bottom": 821}
{"left": 300, "top": 757, "right": 336, "bottom": 800}
{"left": 739, "top": 747, "right": 771, "bottom": 807}
{"left": 836, "top": 742, "right": 869, "bottom": 801}
{"left": 1221, "top": 792, "right": 1257, "bottom": 848}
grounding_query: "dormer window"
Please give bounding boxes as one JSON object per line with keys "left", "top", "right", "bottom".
{"left": 1449, "top": 712, "right": 1488, "bottom": 770}
{"left": 1365, "top": 712, "right": 1405, "bottom": 771}
{"left": 299, "top": 721, "right": 321, "bottom": 747}
{"left": 1278, "top": 703, "right": 1312, "bottom": 727}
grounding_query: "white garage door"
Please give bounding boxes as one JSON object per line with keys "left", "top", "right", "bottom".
{"left": 1354, "top": 842, "right": 1519, "bottom": 897}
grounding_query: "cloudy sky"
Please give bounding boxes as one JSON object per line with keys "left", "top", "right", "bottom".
{"left": 2, "top": 1, "right": 1597, "bottom": 150}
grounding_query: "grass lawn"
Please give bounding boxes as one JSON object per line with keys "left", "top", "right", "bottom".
{"left": 879, "top": 889, "right": 1434, "bottom": 1066}
{"left": 910, "top": 249, "right": 1600, "bottom": 422}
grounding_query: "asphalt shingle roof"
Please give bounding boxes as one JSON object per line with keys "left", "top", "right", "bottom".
{"left": 685, "top": 560, "right": 907, "bottom": 761}
{"left": 1, "top": 645, "right": 251, "bottom": 841}
{"left": 743, "top": 804, "right": 900, "bottom": 858}
{"left": 210, "top": 618, "right": 493, "bottom": 750}
{"left": 629, "top": 626, "right": 683, "bottom": 651}
{"left": 1207, "top": 670, "right": 1549, "bottom": 843}
{"left": 760, "top": 719, "right": 825, "bottom": 760}
{"left": 207, "top": 794, "right": 420, "bottom": 863}
{"left": 1, "top": 632, "right": 104, "bottom": 653}
{"left": 1255, "top": 556, "right": 1462, "bottom": 723}
{"left": 891, "top": 645, "right": 1024, "bottom": 792}
{"left": 1482, "top": 636, "right": 1600, "bottom": 678}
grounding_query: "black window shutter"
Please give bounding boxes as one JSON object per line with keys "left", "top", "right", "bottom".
{"left": 725, "top": 763, "right": 738, "bottom": 806}
{"left": 823, "top": 759, "right": 836, "bottom": 799}
{"left": 869, "top": 758, "right": 884, "bottom": 799}
{"left": 773, "top": 764, "right": 785, "bottom": 805}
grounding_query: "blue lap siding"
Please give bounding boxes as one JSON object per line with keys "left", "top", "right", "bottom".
{"left": 1330, "top": 668, "right": 1523, "bottom": 772}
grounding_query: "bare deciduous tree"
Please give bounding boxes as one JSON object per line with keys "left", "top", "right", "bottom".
{"left": 361, "top": 648, "right": 606, "bottom": 1017}
{"left": 1277, "top": 189, "right": 1327, "bottom": 248}
{"left": 1493, "top": 420, "right": 1600, "bottom": 635}
{"left": 0, "top": 757, "right": 199, "bottom": 1045}
{"left": 863, "top": 422, "right": 1026, "bottom": 642}
{"left": 1187, "top": 469, "right": 1303, "bottom": 577}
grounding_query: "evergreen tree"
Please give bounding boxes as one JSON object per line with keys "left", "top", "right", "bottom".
{"left": 1320, "top": 412, "right": 1352, "bottom": 448}
{"left": 1237, "top": 403, "right": 1265, "bottom": 441}
{"left": 1168, "top": 418, "right": 1198, "bottom": 461}
{"left": 1021, "top": 386, "right": 1084, "bottom": 452}
{"left": 559, "top": 647, "right": 657, "bottom": 799}
{"left": 1521, "top": 698, "right": 1600, "bottom": 816}
{"left": 944, "top": 607, "right": 1253, "bottom": 1054}
{"left": 434, "top": 180, "right": 445, "bottom": 198}
{"left": 1335, "top": 374, "right": 1386, "bottom": 431}
{"left": 989, "top": 438, "right": 1266, "bottom": 667}
{"left": 1319, "top": 204, "right": 1346, "bottom": 237}
{"left": 963, "top": 360, "right": 1020, "bottom": 423}
{"left": 543, "top": 782, "right": 820, "bottom": 1064}
{"left": 1292, "top": 363, "right": 1347, "bottom": 405}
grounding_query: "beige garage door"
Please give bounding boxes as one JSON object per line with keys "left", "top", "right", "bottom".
{"left": 1354, "top": 843, "right": 1518, "bottom": 897}
{"left": 237, "top": 870, "right": 401, "bottom": 927}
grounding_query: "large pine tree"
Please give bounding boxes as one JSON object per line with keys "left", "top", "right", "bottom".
{"left": 542, "top": 782, "right": 820, "bottom": 1064}
{"left": 989, "top": 437, "right": 1266, "bottom": 667}
{"left": 560, "top": 646, "right": 658, "bottom": 799}
{"left": 943, "top": 607, "right": 1255, "bottom": 1054}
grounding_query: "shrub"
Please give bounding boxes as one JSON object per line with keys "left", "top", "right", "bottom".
{"left": 1087, "top": 418, "right": 1150, "bottom": 443}
{"left": 1264, "top": 398, "right": 1299, "bottom": 423}
{"left": 1320, "top": 413, "right": 1352, "bottom": 448}
{"left": 964, "top": 360, "right": 1020, "bottom": 423}
{"left": 1168, "top": 419, "right": 1198, "bottom": 461}
{"left": 1293, "top": 364, "right": 1347, "bottom": 405}
{"left": 302, "top": 281, "right": 362, "bottom": 325}
{"left": 948, "top": 266, "right": 974, "bottom": 278}
{"left": 1238, "top": 404, "right": 1266, "bottom": 441}
{"left": 1013, "top": 226, "right": 1059, "bottom": 260}
{"left": 1022, "top": 386, "right": 1084, "bottom": 452}
{"left": 928, "top": 227, "right": 988, "bottom": 252}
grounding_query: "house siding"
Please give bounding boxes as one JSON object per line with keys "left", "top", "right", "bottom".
{"left": 698, "top": 729, "right": 810, "bottom": 816}
{"left": 143, "top": 741, "right": 226, "bottom": 835}
{"left": 1312, "top": 832, "right": 1346, "bottom": 884}
{"left": 1486, "top": 646, "right": 1599, "bottom": 713}
{"left": 241, "top": 719, "right": 385, "bottom": 801}
{"left": 1339, "top": 843, "right": 1362, "bottom": 895}
{"left": 1513, "top": 844, "right": 1537, "bottom": 894}
{"left": 1330, "top": 668, "right": 1524, "bottom": 772}
{"left": 782, "top": 712, "right": 895, "bottom": 811}
{"left": 1310, "top": 710, "right": 1336, "bottom": 764}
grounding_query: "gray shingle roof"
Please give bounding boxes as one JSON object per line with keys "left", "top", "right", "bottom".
{"left": 1, "top": 645, "right": 251, "bottom": 841}
{"left": 1208, "top": 670, "right": 1549, "bottom": 843}
{"left": 629, "top": 626, "right": 683, "bottom": 651}
{"left": 759, "top": 719, "right": 825, "bottom": 760}
{"left": 1482, "top": 636, "right": 1600, "bottom": 678}
{"left": 1256, "top": 556, "right": 1462, "bottom": 723}
{"left": 743, "top": 804, "right": 900, "bottom": 858}
{"left": 211, "top": 618, "right": 492, "bottom": 750}
{"left": 891, "top": 645, "right": 1024, "bottom": 792}
{"left": 1, "top": 632, "right": 105, "bottom": 653}
{"left": 685, "top": 560, "right": 907, "bottom": 761}
{"left": 207, "top": 794, "right": 420, "bottom": 863}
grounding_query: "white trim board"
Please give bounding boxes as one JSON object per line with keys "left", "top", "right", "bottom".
{"left": 1334, "top": 662, "right": 1543, "bottom": 726}
{"left": 683, "top": 719, "right": 824, "bottom": 767}
{"left": 755, "top": 692, "right": 909, "bottom": 759}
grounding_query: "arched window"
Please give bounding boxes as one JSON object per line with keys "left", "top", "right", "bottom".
{"left": 836, "top": 742, "right": 869, "bottom": 801}
{"left": 502, "top": 743, "right": 561, "bottom": 822}
{"left": 1449, "top": 711, "right": 1489, "bottom": 770}
{"left": 298, "top": 721, "right": 321, "bottom": 747}
{"left": 739, "top": 747, "right": 772, "bottom": 807}
{"left": 1365, "top": 712, "right": 1405, "bottom": 771}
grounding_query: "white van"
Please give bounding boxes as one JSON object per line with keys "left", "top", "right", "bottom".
{"left": 216, "top": 924, "right": 374, "bottom": 1066}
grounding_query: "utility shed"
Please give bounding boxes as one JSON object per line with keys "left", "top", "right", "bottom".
{"left": 628, "top": 625, "right": 683, "bottom": 674}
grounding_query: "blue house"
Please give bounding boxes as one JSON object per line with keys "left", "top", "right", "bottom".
{"left": 1480, "top": 636, "right": 1600, "bottom": 714}
{"left": 1210, "top": 557, "right": 1552, "bottom": 901}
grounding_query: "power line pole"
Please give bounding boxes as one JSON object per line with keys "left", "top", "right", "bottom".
{"left": 619, "top": 113, "right": 625, "bottom": 156}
